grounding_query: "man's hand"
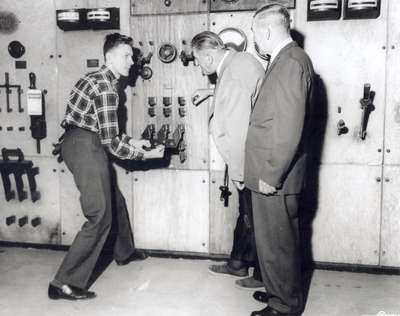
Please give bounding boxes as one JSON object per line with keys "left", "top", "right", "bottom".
{"left": 143, "top": 145, "right": 165, "bottom": 159}
{"left": 232, "top": 180, "right": 245, "bottom": 191}
{"left": 191, "top": 88, "right": 213, "bottom": 106}
{"left": 129, "top": 138, "right": 151, "bottom": 149}
{"left": 259, "top": 179, "right": 277, "bottom": 195}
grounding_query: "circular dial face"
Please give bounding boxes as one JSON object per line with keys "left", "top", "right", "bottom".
{"left": 218, "top": 27, "right": 247, "bottom": 52}
{"left": 8, "top": 41, "right": 25, "bottom": 58}
{"left": 158, "top": 43, "right": 177, "bottom": 63}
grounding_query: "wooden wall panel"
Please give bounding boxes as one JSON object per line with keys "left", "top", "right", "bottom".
{"left": 293, "top": 2, "right": 388, "bottom": 165}
{"left": 55, "top": 0, "right": 134, "bottom": 245}
{"left": 58, "top": 164, "right": 82, "bottom": 245}
{"left": 379, "top": 0, "right": 400, "bottom": 269}
{"left": 132, "top": 169, "right": 209, "bottom": 253}
{"left": 309, "top": 164, "right": 381, "bottom": 265}
{"left": 59, "top": 161, "right": 132, "bottom": 245}
{"left": 55, "top": 0, "right": 132, "bottom": 136}
{"left": 210, "top": 0, "right": 295, "bottom": 12}
{"left": 130, "top": 0, "right": 208, "bottom": 15}
{"left": 209, "top": 170, "right": 239, "bottom": 255}
{"left": 0, "top": 0, "right": 58, "bottom": 157}
{"left": 130, "top": 14, "right": 209, "bottom": 170}
{"left": 380, "top": 166, "right": 400, "bottom": 267}
{"left": 0, "top": 158, "right": 60, "bottom": 244}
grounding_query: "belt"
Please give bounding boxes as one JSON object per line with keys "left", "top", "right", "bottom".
{"left": 64, "top": 124, "right": 80, "bottom": 132}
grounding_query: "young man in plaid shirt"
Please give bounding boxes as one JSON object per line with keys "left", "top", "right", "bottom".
{"left": 49, "top": 33, "right": 164, "bottom": 301}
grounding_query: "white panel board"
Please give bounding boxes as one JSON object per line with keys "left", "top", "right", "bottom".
{"left": 380, "top": 166, "right": 400, "bottom": 267}
{"left": 130, "top": 14, "right": 209, "bottom": 170}
{"left": 0, "top": 157, "right": 60, "bottom": 244}
{"left": 0, "top": 0, "right": 58, "bottom": 156}
{"left": 209, "top": 170, "right": 239, "bottom": 255}
{"left": 132, "top": 169, "right": 209, "bottom": 253}
{"left": 384, "top": 0, "right": 400, "bottom": 165}
{"left": 310, "top": 164, "right": 381, "bottom": 265}
{"left": 59, "top": 161, "right": 133, "bottom": 245}
{"left": 293, "top": 3, "right": 387, "bottom": 165}
{"left": 56, "top": 0, "right": 132, "bottom": 137}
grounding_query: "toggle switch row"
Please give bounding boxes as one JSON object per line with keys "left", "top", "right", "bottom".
{"left": 147, "top": 96, "right": 186, "bottom": 118}
{"left": 5, "top": 215, "right": 41, "bottom": 227}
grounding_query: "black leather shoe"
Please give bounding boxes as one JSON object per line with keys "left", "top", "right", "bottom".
{"left": 48, "top": 284, "right": 96, "bottom": 300}
{"left": 115, "top": 250, "right": 148, "bottom": 266}
{"left": 250, "top": 306, "right": 299, "bottom": 316}
{"left": 253, "top": 290, "right": 273, "bottom": 303}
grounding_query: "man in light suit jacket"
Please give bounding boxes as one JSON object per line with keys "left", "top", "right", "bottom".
{"left": 191, "top": 31, "right": 265, "bottom": 288}
{"left": 245, "top": 4, "right": 314, "bottom": 316}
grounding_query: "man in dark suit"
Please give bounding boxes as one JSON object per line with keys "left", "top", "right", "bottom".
{"left": 244, "top": 4, "right": 314, "bottom": 316}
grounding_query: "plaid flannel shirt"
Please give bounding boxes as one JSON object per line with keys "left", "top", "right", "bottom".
{"left": 64, "top": 65, "right": 143, "bottom": 160}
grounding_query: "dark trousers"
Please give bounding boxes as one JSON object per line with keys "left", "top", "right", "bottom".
{"left": 229, "top": 187, "right": 261, "bottom": 280}
{"left": 55, "top": 128, "right": 135, "bottom": 289}
{"left": 251, "top": 191, "right": 303, "bottom": 314}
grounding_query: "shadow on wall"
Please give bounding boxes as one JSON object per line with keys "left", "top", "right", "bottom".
{"left": 300, "top": 73, "right": 328, "bottom": 302}
{"left": 293, "top": 25, "right": 328, "bottom": 307}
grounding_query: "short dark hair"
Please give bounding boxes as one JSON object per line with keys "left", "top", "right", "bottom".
{"left": 191, "top": 31, "right": 226, "bottom": 51}
{"left": 254, "top": 3, "right": 290, "bottom": 33}
{"left": 103, "top": 33, "right": 133, "bottom": 58}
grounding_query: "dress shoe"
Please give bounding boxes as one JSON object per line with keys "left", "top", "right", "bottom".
{"left": 253, "top": 290, "right": 273, "bottom": 303}
{"left": 250, "top": 306, "right": 298, "bottom": 316}
{"left": 48, "top": 284, "right": 96, "bottom": 301}
{"left": 235, "top": 276, "right": 264, "bottom": 290}
{"left": 208, "top": 263, "right": 248, "bottom": 277}
{"left": 115, "top": 250, "right": 148, "bottom": 266}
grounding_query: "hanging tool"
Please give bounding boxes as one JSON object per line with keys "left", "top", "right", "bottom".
{"left": 358, "top": 83, "right": 375, "bottom": 140}
{"left": 0, "top": 148, "right": 41, "bottom": 202}
{"left": 27, "top": 72, "right": 47, "bottom": 153}
{"left": 0, "top": 72, "right": 23, "bottom": 112}
{"left": 219, "top": 165, "right": 232, "bottom": 207}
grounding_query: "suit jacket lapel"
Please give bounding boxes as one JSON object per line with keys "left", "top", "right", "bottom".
{"left": 209, "top": 50, "right": 236, "bottom": 120}
{"left": 251, "top": 42, "right": 298, "bottom": 113}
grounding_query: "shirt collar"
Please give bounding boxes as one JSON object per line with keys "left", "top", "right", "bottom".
{"left": 216, "top": 50, "right": 230, "bottom": 77}
{"left": 100, "top": 65, "right": 119, "bottom": 87}
{"left": 270, "top": 37, "right": 293, "bottom": 64}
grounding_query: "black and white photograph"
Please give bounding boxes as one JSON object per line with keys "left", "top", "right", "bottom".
{"left": 0, "top": 0, "right": 399, "bottom": 315}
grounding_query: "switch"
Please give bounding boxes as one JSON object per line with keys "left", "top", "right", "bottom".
{"left": 18, "top": 216, "right": 28, "bottom": 227}
{"left": 6, "top": 215, "right": 16, "bottom": 226}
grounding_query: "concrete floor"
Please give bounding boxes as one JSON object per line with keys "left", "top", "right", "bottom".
{"left": 0, "top": 247, "right": 399, "bottom": 316}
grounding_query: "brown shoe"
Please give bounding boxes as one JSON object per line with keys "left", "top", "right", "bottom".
{"left": 235, "top": 276, "right": 264, "bottom": 290}
{"left": 208, "top": 263, "right": 248, "bottom": 277}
